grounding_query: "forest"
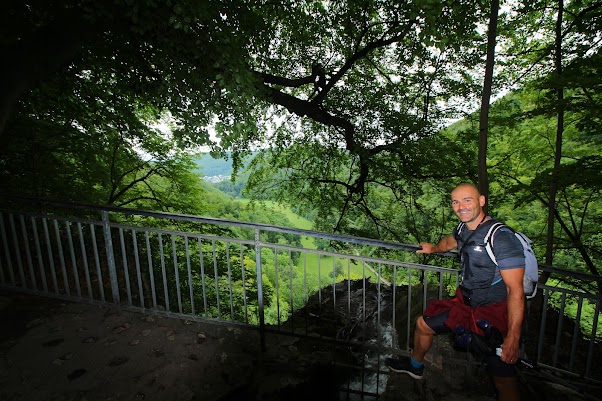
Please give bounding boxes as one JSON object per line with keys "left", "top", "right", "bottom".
{"left": 0, "top": 0, "right": 601, "bottom": 307}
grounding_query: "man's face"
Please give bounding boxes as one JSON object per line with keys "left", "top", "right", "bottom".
{"left": 451, "top": 185, "right": 485, "bottom": 225}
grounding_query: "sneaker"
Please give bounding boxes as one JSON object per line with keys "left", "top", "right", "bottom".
{"left": 385, "top": 356, "right": 424, "bottom": 379}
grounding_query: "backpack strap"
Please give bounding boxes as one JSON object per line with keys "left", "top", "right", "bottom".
{"left": 456, "top": 222, "right": 465, "bottom": 237}
{"left": 483, "top": 222, "right": 506, "bottom": 265}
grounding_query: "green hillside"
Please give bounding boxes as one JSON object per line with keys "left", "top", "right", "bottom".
{"left": 193, "top": 151, "right": 258, "bottom": 177}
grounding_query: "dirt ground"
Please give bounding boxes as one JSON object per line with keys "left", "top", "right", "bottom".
{"left": 0, "top": 290, "right": 595, "bottom": 401}
{"left": 0, "top": 290, "right": 294, "bottom": 401}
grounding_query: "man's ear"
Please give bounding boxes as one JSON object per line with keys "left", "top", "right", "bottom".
{"left": 479, "top": 195, "right": 486, "bottom": 207}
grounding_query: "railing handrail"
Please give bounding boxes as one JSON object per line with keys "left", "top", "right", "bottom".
{"left": 1, "top": 192, "right": 600, "bottom": 284}
{"left": 0, "top": 192, "right": 451, "bottom": 255}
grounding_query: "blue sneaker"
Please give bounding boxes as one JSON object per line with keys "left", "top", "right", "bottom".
{"left": 385, "top": 356, "right": 424, "bottom": 379}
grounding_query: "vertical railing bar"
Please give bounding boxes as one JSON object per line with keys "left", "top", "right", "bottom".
{"left": 10, "top": 214, "right": 27, "bottom": 288}
{"left": 226, "top": 242, "right": 234, "bottom": 321}
{"left": 145, "top": 231, "right": 157, "bottom": 310}
{"left": 240, "top": 243, "right": 248, "bottom": 324}
{"left": 552, "top": 292, "right": 567, "bottom": 367}
{"left": 42, "top": 218, "right": 58, "bottom": 293}
{"left": 536, "top": 289, "right": 550, "bottom": 365}
{"left": 131, "top": 229, "right": 144, "bottom": 309}
{"left": 1, "top": 214, "right": 17, "bottom": 286}
{"left": 53, "top": 219, "right": 70, "bottom": 296}
{"left": 376, "top": 262, "right": 383, "bottom": 396}
{"left": 332, "top": 257, "right": 336, "bottom": 312}
{"left": 0, "top": 244, "right": 4, "bottom": 286}
{"left": 362, "top": 260, "right": 367, "bottom": 344}
{"left": 422, "top": 270, "right": 428, "bottom": 310}
{"left": 172, "top": 234, "right": 182, "bottom": 314}
{"left": 361, "top": 259, "right": 367, "bottom": 395}
{"left": 78, "top": 223, "right": 92, "bottom": 300}
{"left": 568, "top": 295, "right": 583, "bottom": 372}
{"left": 158, "top": 233, "right": 169, "bottom": 313}
{"left": 90, "top": 224, "right": 104, "bottom": 302}
{"left": 318, "top": 254, "right": 322, "bottom": 307}
{"left": 31, "top": 216, "right": 47, "bottom": 292}
{"left": 438, "top": 271, "right": 444, "bottom": 299}
{"left": 198, "top": 237, "right": 208, "bottom": 317}
{"left": 19, "top": 215, "right": 36, "bottom": 291}
{"left": 303, "top": 252, "right": 308, "bottom": 335}
{"left": 118, "top": 228, "right": 132, "bottom": 306}
{"left": 407, "top": 267, "right": 413, "bottom": 351}
{"left": 0, "top": 213, "right": 7, "bottom": 286}
{"left": 391, "top": 265, "right": 398, "bottom": 351}
{"left": 289, "top": 249, "right": 294, "bottom": 333}
{"left": 346, "top": 258, "right": 351, "bottom": 322}
{"left": 185, "top": 236, "right": 195, "bottom": 316}
{"left": 585, "top": 299, "right": 600, "bottom": 378}
{"left": 101, "top": 211, "right": 119, "bottom": 304}
{"left": 274, "top": 246, "right": 280, "bottom": 327}
{"left": 254, "top": 228, "right": 266, "bottom": 351}
{"left": 212, "top": 239, "right": 220, "bottom": 318}
{"left": 65, "top": 222, "right": 81, "bottom": 297}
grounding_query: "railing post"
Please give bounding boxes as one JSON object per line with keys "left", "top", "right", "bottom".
{"left": 254, "top": 228, "right": 266, "bottom": 351}
{"left": 101, "top": 211, "right": 120, "bottom": 304}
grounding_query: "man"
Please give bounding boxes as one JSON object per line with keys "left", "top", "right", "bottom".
{"left": 386, "top": 182, "right": 525, "bottom": 401}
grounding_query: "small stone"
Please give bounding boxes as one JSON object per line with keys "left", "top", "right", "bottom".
{"left": 25, "top": 318, "right": 44, "bottom": 328}
{"left": 67, "top": 369, "right": 87, "bottom": 381}
{"left": 108, "top": 356, "right": 128, "bottom": 366}
{"left": 196, "top": 333, "right": 207, "bottom": 344}
{"left": 82, "top": 336, "right": 97, "bottom": 344}
{"left": 43, "top": 338, "right": 64, "bottom": 347}
{"left": 141, "top": 329, "right": 151, "bottom": 337}
{"left": 112, "top": 323, "right": 131, "bottom": 334}
{"left": 129, "top": 339, "right": 140, "bottom": 346}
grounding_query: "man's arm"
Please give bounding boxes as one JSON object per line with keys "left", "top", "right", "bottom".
{"left": 498, "top": 267, "right": 525, "bottom": 364}
{"left": 417, "top": 234, "right": 457, "bottom": 254}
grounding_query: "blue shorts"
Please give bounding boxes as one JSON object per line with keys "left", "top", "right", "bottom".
{"left": 424, "top": 310, "right": 516, "bottom": 377}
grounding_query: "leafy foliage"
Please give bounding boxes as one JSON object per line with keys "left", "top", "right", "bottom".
{"left": 1, "top": 0, "right": 602, "bottom": 289}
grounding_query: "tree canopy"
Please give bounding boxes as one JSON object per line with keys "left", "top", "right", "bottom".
{"left": 1, "top": 0, "right": 602, "bottom": 282}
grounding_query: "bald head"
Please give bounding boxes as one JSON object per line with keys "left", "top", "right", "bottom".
{"left": 451, "top": 183, "right": 486, "bottom": 229}
{"left": 453, "top": 182, "right": 481, "bottom": 196}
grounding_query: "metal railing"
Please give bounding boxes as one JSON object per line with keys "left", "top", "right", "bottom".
{"left": 0, "top": 195, "right": 600, "bottom": 398}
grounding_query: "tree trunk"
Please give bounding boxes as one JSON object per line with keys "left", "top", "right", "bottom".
{"left": 542, "top": 0, "right": 565, "bottom": 282}
{"left": 478, "top": 0, "right": 499, "bottom": 211}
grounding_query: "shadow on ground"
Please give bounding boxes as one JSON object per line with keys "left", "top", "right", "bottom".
{"left": 0, "top": 291, "right": 595, "bottom": 401}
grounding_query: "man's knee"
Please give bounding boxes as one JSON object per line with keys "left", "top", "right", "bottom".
{"left": 416, "top": 316, "right": 435, "bottom": 335}
{"left": 493, "top": 376, "right": 521, "bottom": 401}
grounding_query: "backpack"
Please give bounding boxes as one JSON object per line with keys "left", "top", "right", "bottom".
{"left": 457, "top": 221, "right": 539, "bottom": 299}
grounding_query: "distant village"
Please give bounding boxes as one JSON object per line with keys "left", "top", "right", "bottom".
{"left": 203, "top": 175, "right": 231, "bottom": 183}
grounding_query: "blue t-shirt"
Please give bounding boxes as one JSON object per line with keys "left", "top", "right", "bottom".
{"left": 453, "top": 219, "right": 525, "bottom": 306}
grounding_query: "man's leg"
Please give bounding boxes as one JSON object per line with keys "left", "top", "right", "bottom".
{"left": 411, "top": 316, "right": 436, "bottom": 362}
{"left": 487, "top": 353, "right": 521, "bottom": 401}
{"left": 493, "top": 375, "right": 521, "bottom": 401}
{"left": 385, "top": 313, "right": 444, "bottom": 379}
